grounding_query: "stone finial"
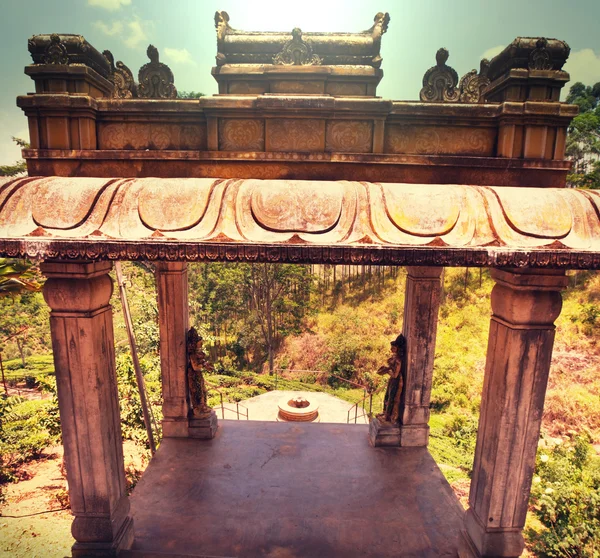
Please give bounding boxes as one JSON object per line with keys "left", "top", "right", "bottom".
{"left": 273, "top": 28, "right": 322, "bottom": 66}
{"left": 103, "top": 50, "right": 137, "bottom": 99}
{"left": 529, "top": 37, "right": 553, "bottom": 70}
{"left": 42, "top": 33, "right": 69, "bottom": 65}
{"left": 458, "top": 58, "right": 491, "bottom": 103}
{"left": 419, "top": 48, "right": 459, "bottom": 102}
{"left": 138, "top": 45, "right": 177, "bottom": 99}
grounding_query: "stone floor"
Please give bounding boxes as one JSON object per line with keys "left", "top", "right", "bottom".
{"left": 215, "top": 390, "right": 370, "bottom": 424}
{"left": 125, "top": 421, "right": 464, "bottom": 558}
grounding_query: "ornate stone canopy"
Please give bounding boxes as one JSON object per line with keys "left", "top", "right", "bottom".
{"left": 1, "top": 177, "right": 599, "bottom": 269}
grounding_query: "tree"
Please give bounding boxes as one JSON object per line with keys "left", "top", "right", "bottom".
{"left": 245, "top": 263, "right": 313, "bottom": 375}
{"left": 565, "top": 82, "right": 600, "bottom": 188}
{"left": 177, "top": 91, "right": 205, "bottom": 99}
{"left": 0, "top": 137, "right": 28, "bottom": 177}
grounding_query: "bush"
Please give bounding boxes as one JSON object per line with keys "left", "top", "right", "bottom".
{"left": 528, "top": 434, "right": 600, "bottom": 556}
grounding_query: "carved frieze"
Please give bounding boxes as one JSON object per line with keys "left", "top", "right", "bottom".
{"left": 2, "top": 177, "right": 600, "bottom": 270}
{"left": 420, "top": 48, "right": 459, "bottom": 103}
{"left": 267, "top": 119, "right": 325, "bottom": 152}
{"left": 219, "top": 119, "right": 265, "bottom": 151}
{"left": 103, "top": 50, "right": 137, "bottom": 99}
{"left": 273, "top": 28, "right": 322, "bottom": 66}
{"left": 99, "top": 123, "right": 206, "bottom": 150}
{"left": 138, "top": 45, "right": 177, "bottom": 99}
{"left": 385, "top": 125, "right": 495, "bottom": 156}
{"left": 326, "top": 121, "right": 373, "bottom": 153}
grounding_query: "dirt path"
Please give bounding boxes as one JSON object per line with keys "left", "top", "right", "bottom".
{"left": 0, "top": 446, "right": 72, "bottom": 558}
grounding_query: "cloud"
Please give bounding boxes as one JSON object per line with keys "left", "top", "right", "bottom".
{"left": 564, "top": 49, "right": 600, "bottom": 89}
{"left": 93, "top": 17, "right": 150, "bottom": 50}
{"left": 88, "top": 0, "right": 131, "bottom": 11}
{"left": 93, "top": 20, "right": 124, "bottom": 36}
{"left": 480, "top": 45, "right": 504, "bottom": 61}
{"left": 164, "top": 48, "right": 197, "bottom": 66}
{"left": 124, "top": 20, "right": 148, "bottom": 49}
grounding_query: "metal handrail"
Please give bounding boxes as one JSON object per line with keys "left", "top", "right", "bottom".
{"left": 205, "top": 381, "right": 249, "bottom": 420}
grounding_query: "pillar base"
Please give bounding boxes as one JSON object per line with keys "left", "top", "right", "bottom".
{"left": 71, "top": 516, "right": 134, "bottom": 558}
{"left": 162, "top": 417, "right": 190, "bottom": 438}
{"left": 369, "top": 417, "right": 400, "bottom": 447}
{"left": 189, "top": 410, "right": 218, "bottom": 439}
{"left": 399, "top": 424, "right": 429, "bottom": 447}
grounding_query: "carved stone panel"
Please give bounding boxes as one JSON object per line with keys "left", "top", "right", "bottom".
{"left": 326, "top": 120, "right": 373, "bottom": 153}
{"left": 270, "top": 81, "right": 324, "bottom": 94}
{"left": 219, "top": 119, "right": 265, "bottom": 151}
{"left": 266, "top": 119, "right": 325, "bottom": 152}
{"left": 99, "top": 123, "right": 206, "bottom": 150}
{"left": 385, "top": 125, "right": 496, "bottom": 156}
{"left": 326, "top": 82, "right": 368, "bottom": 96}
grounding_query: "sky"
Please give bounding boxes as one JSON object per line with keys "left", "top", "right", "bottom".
{"left": 0, "top": 0, "right": 599, "bottom": 165}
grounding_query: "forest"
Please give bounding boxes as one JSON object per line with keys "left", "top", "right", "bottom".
{"left": 1, "top": 80, "right": 600, "bottom": 556}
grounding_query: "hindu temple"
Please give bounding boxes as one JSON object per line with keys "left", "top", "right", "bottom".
{"left": 1, "top": 10, "right": 598, "bottom": 557}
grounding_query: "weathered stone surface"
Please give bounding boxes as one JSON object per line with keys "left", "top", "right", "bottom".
{"left": 399, "top": 266, "right": 443, "bottom": 446}
{"left": 155, "top": 262, "right": 190, "bottom": 437}
{"left": 459, "top": 269, "right": 568, "bottom": 557}
{"left": 41, "top": 260, "right": 133, "bottom": 556}
{"left": 2, "top": 179, "right": 600, "bottom": 268}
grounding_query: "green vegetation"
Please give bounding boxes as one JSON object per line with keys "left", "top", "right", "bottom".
{"left": 566, "top": 81, "right": 600, "bottom": 189}
{"left": 0, "top": 261, "right": 599, "bottom": 555}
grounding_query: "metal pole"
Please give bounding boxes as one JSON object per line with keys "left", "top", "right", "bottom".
{"left": 354, "top": 403, "right": 358, "bottom": 424}
{"left": 115, "top": 262, "right": 156, "bottom": 456}
{"left": 220, "top": 392, "right": 224, "bottom": 419}
{"left": 0, "top": 352, "right": 7, "bottom": 395}
{"left": 236, "top": 402, "right": 239, "bottom": 420}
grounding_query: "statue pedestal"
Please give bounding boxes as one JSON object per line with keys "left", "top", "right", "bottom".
{"left": 189, "top": 410, "right": 218, "bottom": 439}
{"left": 369, "top": 417, "right": 401, "bottom": 447}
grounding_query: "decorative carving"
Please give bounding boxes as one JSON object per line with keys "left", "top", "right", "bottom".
{"left": 376, "top": 334, "right": 406, "bottom": 424}
{"left": 42, "top": 34, "right": 68, "bottom": 65}
{"left": 385, "top": 125, "right": 494, "bottom": 156}
{"left": 214, "top": 11, "right": 233, "bottom": 65}
{"left": 138, "top": 45, "right": 177, "bottom": 99}
{"left": 103, "top": 50, "right": 137, "bottom": 99}
{"left": 366, "top": 12, "right": 390, "bottom": 67}
{"left": 219, "top": 119, "right": 265, "bottom": 151}
{"left": 28, "top": 34, "right": 111, "bottom": 77}
{"left": 529, "top": 38, "right": 553, "bottom": 71}
{"left": 268, "top": 119, "right": 324, "bottom": 152}
{"left": 99, "top": 123, "right": 205, "bottom": 150}
{"left": 187, "top": 328, "right": 213, "bottom": 418}
{"left": 273, "top": 28, "right": 322, "bottom": 66}
{"left": 458, "top": 59, "right": 491, "bottom": 103}
{"left": 326, "top": 121, "right": 373, "bottom": 153}
{"left": 3, "top": 178, "right": 600, "bottom": 270}
{"left": 420, "top": 48, "right": 459, "bottom": 103}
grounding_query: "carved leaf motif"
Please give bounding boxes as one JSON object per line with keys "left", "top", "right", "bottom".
{"left": 268, "top": 120, "right": 324, "bottom": 152}
{"left": 103, "top": 50, "right": 138, "bottom": 99}
{"left": 419, "top": 48, "right": 459, "bottom": 103}
{"left": 138, "top": 45, "right": 177, "bottom": 99}
{"left": 42, "top": 34, "right": 68, "bottom": 65}
{"left": 529, "top": 38, "right": 553, "bottom": 70}
{"left": 326, "top": 121, "right": 373, "bottom": 152}
{"left": 273, "top": 28, "right": 322, "bottom": 66}
{"left": 458, "top": 59, "right": 491, "bottom": 103}
{"left": 219, "top": 120, "right": 265, "bottom": 151}
{"left": 250, "top": 181, "right": 343, "bottom": 233}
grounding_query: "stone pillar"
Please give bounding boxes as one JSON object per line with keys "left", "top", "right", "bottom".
{"left": 155, "top": 262, "right": 218, "bottom": 439}
{"left": 459, "top": 269, "right": 567, "bottom": 558}
{"left": 41, "top": 261, "right": 133, "bottom": 557}
{"left": 399, "top": 266, "right": 443, "bottom": 446}
{"left": 370, "top": 266, "right": 442, "bottom": 447}
{"left": 155, "top": 262, "right": 191, "bottom": 437}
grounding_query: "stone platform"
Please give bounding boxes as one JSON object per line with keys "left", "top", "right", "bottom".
{"left": 124, "top": 421, "right": 464, "bottom": 558}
